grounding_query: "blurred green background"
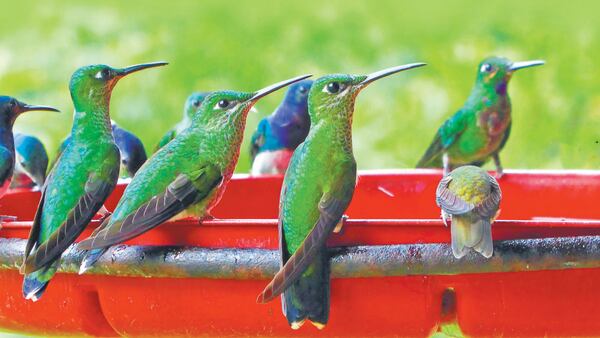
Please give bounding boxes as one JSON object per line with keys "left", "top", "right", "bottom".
{"left": 0, "top": 0, "right": 598, "bottom": 172}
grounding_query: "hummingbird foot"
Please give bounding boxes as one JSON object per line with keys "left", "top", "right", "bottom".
{"left": 333, "top": 215, "right": 348, "bottom": 234}
{"left": 441, "top": 210, "right": 451, "bottom": 227}
{"left": 198, "top": 214, "right": 215, "bottom": 225}
{"left": 96, "top": 205, "right": 112, "bottom": 223}
{"left": 493, "top": 153, "right": 504, "bottom": 178}
{"left": 311, "top": 321, "right": 326, "bottom": 330}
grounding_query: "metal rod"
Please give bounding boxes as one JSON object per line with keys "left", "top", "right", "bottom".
{"left": 1, "top": 236, "right": 600, "bottom": 279}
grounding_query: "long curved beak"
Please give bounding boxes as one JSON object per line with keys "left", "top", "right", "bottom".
{"left": 359, "top": 62, "right": 427, "bottom": 86}
{"left": 510, "top": 60, "right": 545, "bottom": 71}
{"left": 248, "top": 74, "right": 312, "bottom": 103}
{"left": 18, "top": 102, "right": 60, "bottom": 113}
{"left": 118, "top": 61, "right": 169, "bottom": 77}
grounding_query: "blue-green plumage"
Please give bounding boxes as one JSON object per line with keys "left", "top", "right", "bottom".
{"left": 12, "top": 133, "right": 49, "bottom": 189}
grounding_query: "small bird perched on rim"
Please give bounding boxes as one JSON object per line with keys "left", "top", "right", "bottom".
{"left": 11, "top": 133, "right": 50, "bottom": 189}
{"left": 76, "top": 74, "right": 312, "bottom": 274}
{"left": 56, "top": 121, "right": 148, "bottom": 179}
{"left": 416, "top": 56, "right": 544, "bottom": 177}
{"left": 249, "top": 79, "right": 312, "bottom": 175}
{"left": 436, "top": 165, "right": 502, "bottom": 258}
{"left": 0, "top": 98, "right": 58, "bottom": 197}
{"left": 154, "top": 92, "right": 210, "bottom": 151}
{"left": 21, "top": 61, "right": 167, "bottom": 301}
{"left": 256, "top": 63, "right": 426, "bottom": 330}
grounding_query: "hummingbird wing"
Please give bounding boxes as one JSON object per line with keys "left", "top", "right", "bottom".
{"left": 77, "top": 164, "right": 223, "bottom": 250}
{"left": 416, "top": 109, "right": 468, "bottom": 168}
{"left": 21, "top": 164, "right": 119, "bottom": 274}
{"left": 435, "top": 175, "right": 475, "bottom": 215}
{"left": 0, "top": 147, "right": 14, "bottom": 188}
{"left": 257, "top": 164, "right": 356, "bottom": 303}
{"left": 250, "top": 118, "right": 268, "bottom": 161}
{"left": 474, "top": 175, "right": 502, "bottom": 218}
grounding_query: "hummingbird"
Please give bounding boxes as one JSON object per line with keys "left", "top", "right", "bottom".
{"left": 256, "top": 63, "right": 426, "bottom": 329}
{"left": 416, "top": 57, "right": 544, "bottom": 177}
{"left": 21, "top": 61, "right": 167, "bottom": 301}
{"left": 436, "top": 165, "right": 502, "bottom": 258}
{"left": 250, "top": 79, "right": 313, "bottom": 175}
{"left": 56, "top": 121, "right": 148, "bottom": 179}
{"left": 154, "top": 92, "right": 210, "bottom": 151}
{"left": 0, "top": 98, "right": 58, "bottom": 196}
{"left": 76, "top": 74, "right": 312, "bottom": 273}
{"left": 11, "top": 133, "right": 50, "bottom": 189}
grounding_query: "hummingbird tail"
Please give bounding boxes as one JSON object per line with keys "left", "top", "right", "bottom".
{"left": 22, "top": 271, "right": 51, "bottom": 302}
{"left": 451, "top": 216, "right": 493, "bottom": 259}
{"left": 282, "top": 248, "right": 330, "bottom": 329}
{"left": 79, "top": 248, "right": 108, "bottom": 274}
{"left": 472, "top": 219, "right": 493, "bottom": 258}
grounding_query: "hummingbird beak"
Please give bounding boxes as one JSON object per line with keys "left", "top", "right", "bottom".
{"left": 247, "top": 74, "right": 313, "bottom": 103}
{"left": 118, "top": 61, "right": 169, "bottom": 77}
{"left": 510, "top": 60, "right": 545, "bottom": 71}
{"left": 359, "top": 63, "right": 427, "bottom": 87}
{"left": 18, "top": 101, "right": 60, "bottom": 114}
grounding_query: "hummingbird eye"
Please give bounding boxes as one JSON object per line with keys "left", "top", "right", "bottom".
{"left": 215, "top": 99, "right": 232, "bottom": 110}
{"left": 324, "top": 82, "right": 341, "bottom": 94}
{"left": 95, "top": 68, "right": 112, "bottom": 80}
{"left": 480, "top": 63, "right": 493, "bottom": 73}
{"left": 192, "top": 99, "right": 201, "bottom": 107}
{"left": 298, "top": 86, "right": 307, "bottom": 94}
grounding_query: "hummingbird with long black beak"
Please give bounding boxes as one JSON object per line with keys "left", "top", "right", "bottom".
{"left": 436, "top": 165, "right": 502, "bottom": 258}
{"left": 21, "top": 61, "right": 167, "bottom": 301}
{"left": 11, "top": 133, "right": 50, "bottom": 189}
{"left": 256, "top": 63, "right": 426, "bottom": 330}
{"left": 76, "top": 74, "right": 312, "bottom": 273}
{"left": 250, "top": 79, "right": 312, "bottom": 175}
{"left": 154, "top": 92, "right": 210, "bottom": 151}
{"left": 0, "top": 98, "right": 58, "bottom": 196}
{"left": 416, "top": 57, "right": 544, "bottom": 177}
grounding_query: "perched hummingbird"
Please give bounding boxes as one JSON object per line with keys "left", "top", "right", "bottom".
{"left": 76, "top": 74, "right": 312, "bottom": 273}
{"left": 250, "top": 79, "right": 312, "bottom": 175}
{"left": 154, "top": 92, "right": 210, "bottom": 151}
{"left": 416, "top": 57, "right": 544, "bottom": 177}
{"left": 436, "top": 165, "right": 502, "bottom": 258}
{"left": 56, "top": 121, "right": 148, "bottom": 179}
{"left": 256, "top": 63, "right": 426, "bottom": 329}
{"left": 21, "top": 61, "right": 167, "bottom": 301}
{"left": 11, "top": 133, "right": 49, "bottom": 189}
{"left": 0, "top": 99, "right": 57, "bottom": 196}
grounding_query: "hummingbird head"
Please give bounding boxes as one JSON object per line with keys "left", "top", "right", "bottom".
{"left": 0, "top": 96, "right": 59, "bottom": 127}
{"left": 183, "top": 92, "right": 211, "bottom": 120}
{"left": 193, "top": 75, "right": 313, "bottom": 133}
{"left": 69, "top": 62, "right": 168, "bottom": 109}
{"left": 282, "top": 79, "right": 313, "bottom": 107}
{"left": 476, "top": 56, "right": 544, "bottom": 94}
{"left": 307, "top": 63, "right": 426, "bottom": 124}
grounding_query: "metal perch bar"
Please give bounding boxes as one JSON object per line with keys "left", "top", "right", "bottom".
{"left": 1, "top": 236, "right": 600, "bottom": 279}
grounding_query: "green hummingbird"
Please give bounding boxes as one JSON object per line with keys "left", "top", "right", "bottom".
{"left": 76, "top": 74, "right": 312, "bottom": 273}
{"left": 0, "top": 98, "right": 58, "bottom": 196}
{"left": 416, "top": 57, "right": 544, "bottom": 177}
{"left": 256, "top": 63, "right": 426, "bottom": 329}
{"left": 436, "top": 165, "right": 502, "bottom": 258}
{"left": 21, "top": 61, "right": 167, "bottom": 301}
{"left": 154, "top": 92, "right": 210, "bottom": 151}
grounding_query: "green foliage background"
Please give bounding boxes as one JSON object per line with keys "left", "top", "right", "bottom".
{"left": 0, "top": 0, "right": 598, "bottom": 172}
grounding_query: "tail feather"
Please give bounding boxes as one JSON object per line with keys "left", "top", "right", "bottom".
{"left": 451, "top": 216, "right": 493, "bottom": 258}
{"left": 79, "top": 248, "right": 108, "bottom": 274}
{"left": 22, "top": 265, "right": 55, "bottom": 302}
{"left": 282, "top": 248, "right": 330, "bottom": 329}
